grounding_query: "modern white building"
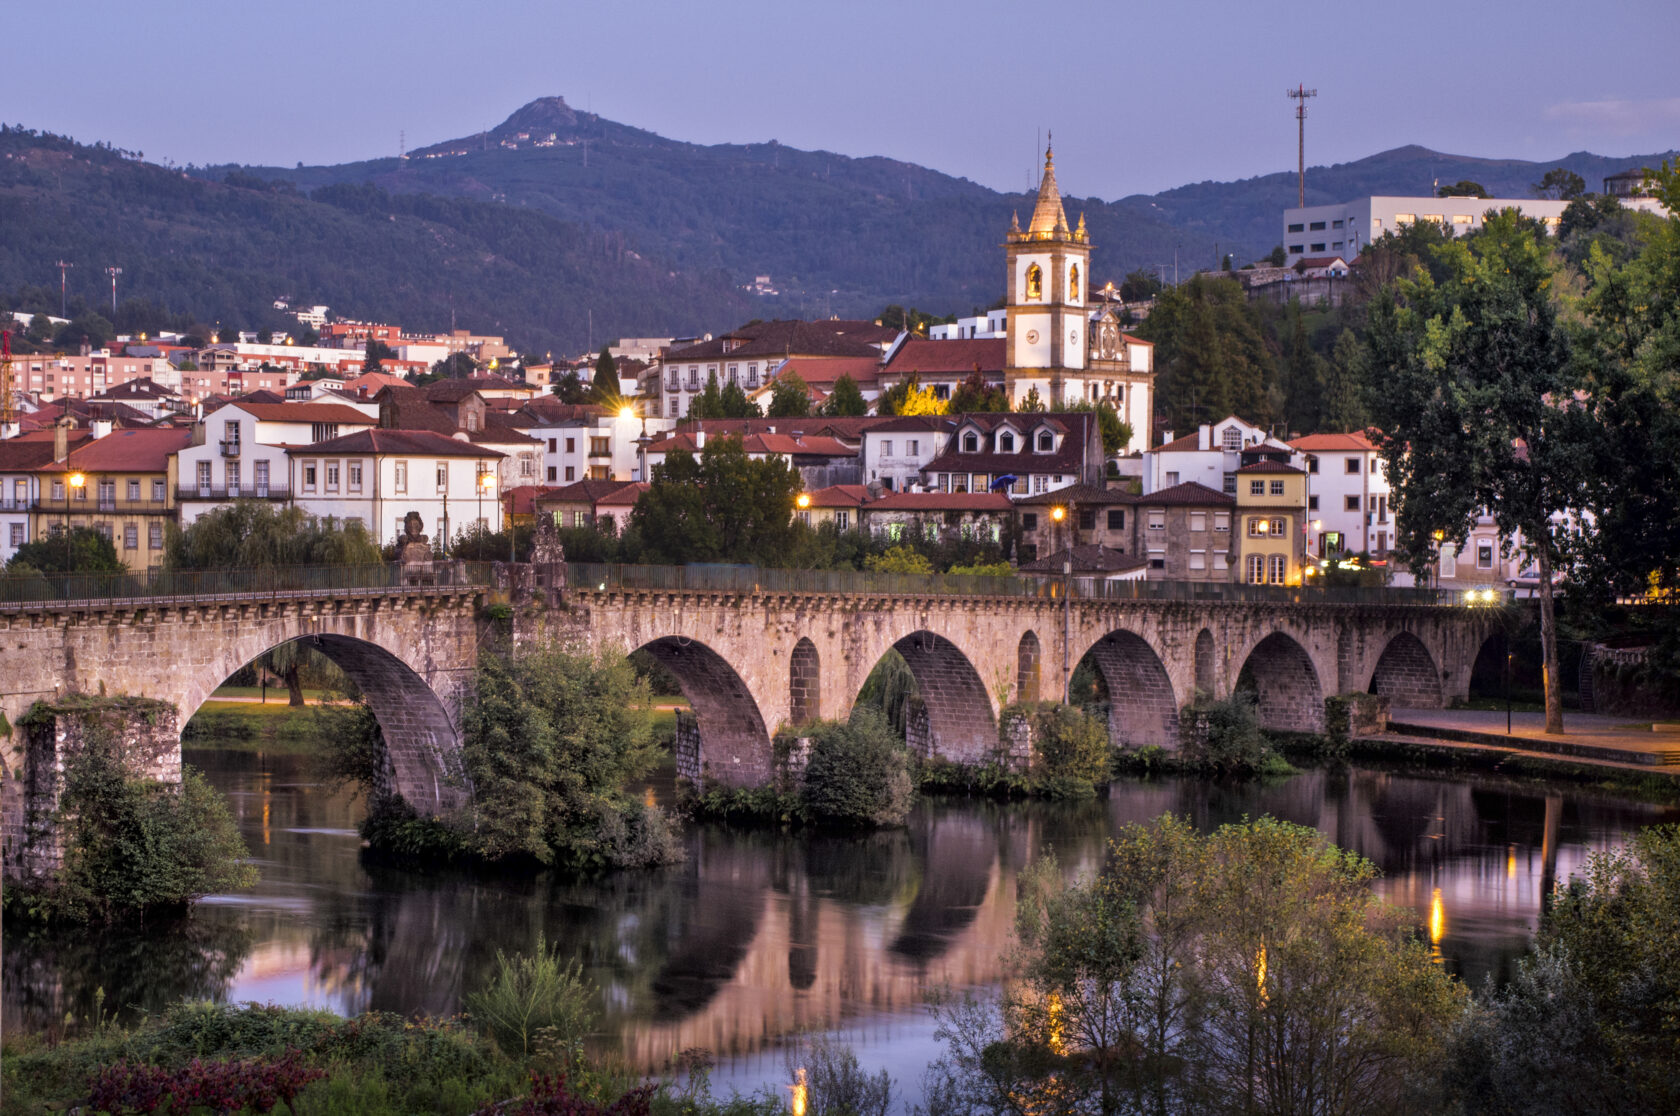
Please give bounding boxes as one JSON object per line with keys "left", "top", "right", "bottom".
{"left": 1143, "top": 416, "right": 1286, "bottom": 495}
{"left": 176, "top": 401, "right": 379, "bottom": 525}
{"left": 530, "top": 408, "right": 653, "bottom": 485}
{"left": 1282, "top": 193, "right": 1669, "bottom": 265}
{"left": 859, "top": 415, "right": 948, "bottom": 492}
{"left": 929, "top": 310, "right": 1007, "bottom": 340}
{"left": 285, "top": 429, "right": 505, "bottom": 546}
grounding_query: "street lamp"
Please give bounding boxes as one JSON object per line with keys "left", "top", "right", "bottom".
{"left": 478, "top": 470, "right": 494, "bottom": 546}
{"left": 1051, "top": 505, "right": 1070, "bottom": 702}
{"left": 65, "top": 472, "right": 85, "bottom": 571}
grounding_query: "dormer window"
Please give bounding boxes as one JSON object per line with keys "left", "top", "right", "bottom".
{"left": 1037, "top": 432, "right": 1054, "bottom": 452}
{"left": 962, "top": 432, "right": 979, "bottom": 453}
{"left": 998, "top": 432, "right": 1015, "bottom": 453}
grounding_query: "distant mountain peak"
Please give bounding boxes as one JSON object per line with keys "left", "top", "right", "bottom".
{"left": 496, "top": 96, "right": 581, "bottom": 137}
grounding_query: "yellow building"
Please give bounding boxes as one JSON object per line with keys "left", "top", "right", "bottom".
{"left": 1234, "top": 461, "right": 1307, "bottom": 585}
{"left": 33, "top": 428, "right": 190, "bottom": 571}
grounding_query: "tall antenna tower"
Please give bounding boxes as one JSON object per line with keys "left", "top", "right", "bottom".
{"left": 1286, "top": 84, "right": 1318, "bottom": 207}
{"left": 105, "top": 266, "right": 123, "bottom": 316}
{"left": 55, "top": 259, "right": 73, "bottom": 318}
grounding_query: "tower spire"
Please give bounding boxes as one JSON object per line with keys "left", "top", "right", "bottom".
{"left": 1026, "top": 131, "right": 1068, "bottom": 237}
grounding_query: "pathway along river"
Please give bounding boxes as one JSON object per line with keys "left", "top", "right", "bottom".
{"left": 6, "top": 743, "right": 1677, "bottom": 1101}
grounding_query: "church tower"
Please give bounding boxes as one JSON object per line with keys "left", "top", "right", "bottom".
{"left": 1004, "top": 139, "right": 1090, "bottom": 406}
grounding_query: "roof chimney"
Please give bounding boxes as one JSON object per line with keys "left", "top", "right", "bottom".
{"left": 91, "top": 419, "right": 113, "bottom": 440}
{"left": 54, "top": 419, "right": 68, "bottom": 464}
{"left": 696, "top": 430, "right": 705, "bottom": 448}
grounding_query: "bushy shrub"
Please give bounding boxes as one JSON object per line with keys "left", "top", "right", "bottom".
{"left": 475, "top": 1072, "right": 655, "bottom": 1116}
{"left": 466, "top": 936, "right": 596, "bottom": 1059}
{"left": 1177, "top": 693, "right": 1271, "bottom": 774}
{"left": 86, "top": 1050, "right": 324, "bottom": 1115}
{"left": 1027, "top": 703, "right": 1111, "bottom": 796}
{"left": 800, "top": 708, "right": 914, "bottom": 828}
{"left": 785, "top": 1034, "right": 893, "bottom": 1116}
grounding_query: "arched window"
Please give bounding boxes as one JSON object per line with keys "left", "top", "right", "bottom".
{"left": 1026, "top": 263, "right": 1043, "bottom": 301}
{"left": 1246, "top": 554, "right": 1266, "bottom": 584}
{"left": 962, "top": 432, "right": 979, "bottom": 453}
{"left": 1068, "top": 264, "right": 1080, "bottom": 301}
{"left": 1268, "top": 555, "right": 1287, "bottom": 584}
{"left": 998, "top": 432, "right": 1015, "bottom": 452}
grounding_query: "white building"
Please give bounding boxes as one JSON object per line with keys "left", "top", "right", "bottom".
{"left": 1144, "top": 416, "right": 1283, "bottom": 495}
{"left": 285, "top": 429, "right": 505, "bottom": 546}
{"left": 1291, "top": 432, "right": 1393, "bottom": 558}
{"left": 929, "top": 310, "right": 1007, "bottom": 340}
{"left": 530, "top": 409, "right": 652, "bottom": 485}
{"left": 859, "top": 415, "right": 948, "bottom": 492}
{"left": 1282, "top": 193, "right": 1668, "bottom": 265}
{"left": 176, "top": 402, "right": 378, "bottom": 525}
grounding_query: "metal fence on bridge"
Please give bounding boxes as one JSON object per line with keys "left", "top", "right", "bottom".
{"left": 0, "top": 562, "right": 492, "bottom": 610}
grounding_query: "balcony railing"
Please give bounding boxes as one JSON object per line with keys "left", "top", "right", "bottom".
{"left": 219, "top": 440, "right": 241, "bottom": 457}
{"left": 178, "top": 485, "right": 290, "bottom": 501}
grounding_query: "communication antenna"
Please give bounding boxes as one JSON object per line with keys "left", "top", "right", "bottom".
{"left": 399, "top": 129, "right": 405, "bottom": 158}
{"left": 1286, "top": 85, "right": 1318, "bottom": 207}
{"left": 55, "top": 259, "right": 73, "bottom": 318}
{"left": 105, "top": 266, "right": 123, "bottom": 316}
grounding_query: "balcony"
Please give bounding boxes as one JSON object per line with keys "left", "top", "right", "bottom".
{"left": 177, "top": 485, "right": 290, "bottom": 502}
{"left": 219, "top": 440, "right": 241, "bottom": 457}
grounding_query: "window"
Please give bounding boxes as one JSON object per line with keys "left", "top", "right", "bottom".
{"left": 1033, "top": 476, "right": 1048, "bottom": 494}
{"left": 547, "top": 466, "right": 557, "bottom": 482}
{"left": 1214, "top": 513, "right": 1230, "bottom": 532}
{"left": 310, "top": 423, "right": 339, "bottom": 442}
{"left": 1189, "top": 550, "right": 1206, "bottom": 570}
{"left": 1223, "top": 475, "right": 1237, "bottom": 494}
{"left": 1189, "top": 512, "right": 1206, "bottom": 532}
{"left": 1308, "top": 495, "right": 1320, "bottom": 511}
{"left": 1149, "top": 550, "right": 1165, "bottom": 570}
{"left": 326, "top": 463, "right": 340, "bottom": 492}
{"left": 907, "top": 439, "right": 919, "bottom": 455}
{"left": 1038, "top": 432, "right": 1053, "bottom": 452}
{"left": 10, "top": 523, "right": 24, "bottom": 547}
{"left": 1068, "top": 263, "right": 1080, "bottom": 301}
{"left": 302, "top": 464, "right": 317, "bottom": 493}
{"left": 1078, "top": 509, "right": 1096, "bottom": 531}
{"left": 1309, "top": 221, "right": 1326, "bottom": 231}
{"left": 835, "top": 510, "right": 850, "bottom": 531}
{"left": 52, "top": 480, "right": 65, "bottom": 501}
{"left": 1166, "top": 471, "right": 1180, "bottom": 486}
{"left": 1026, "top": 263, "right": 1043, "bottom": 300}
{"left": 727, "top": 363, "right": 738, "bottom": 383}
{"left": 1222, "top": 426, "right": 1243, "bottom": 451}
{"left": 1394, "top": 213, "right": 1416, "bottom": 226}
{"left": 881, "top": 440, "right": 894, "bottom": 457}
{"left": 1270, "top": 480, "right": 1284, "bottom": 496}
{"left": 1453, "top": 214, "right": 1472, "bottom": 226}
{"left": 127, "top": 479, "right": 140, "bottom": 501}
{"left": 1147, "top": 509, "right": 1165, "bottom": 530}
{"left": 1345, "top": 495, "right": 1360, "bottom": 512}
{"left": 1343, "top": 457, "right": 1359, "bottom": 475}
{"left": 124, "top": 523, "right": 138, "bottom": 549}
{"left": 1287, "top": 223, "right": 1304, "bottom": 233}
{"left": 1022, "top": 513, "right": 1038, "bottom": 530}
{"left": 589, "top": 437, "right": 610, "bottom": 457}
{"left": 886, "top": 523, "right": 904, "bottom": 542}
{"left": 349, "top": 463, "right": 363, "bottom": 492}
{"left": 564, "top": 466, "right": 575, "bottom": 482}
{"left": 436, "top": 463, "right": 448, "bottom": 493}
{"left": 1310, "top": 243, "right": 1326, "bottom": 252}
{"left": 1214, "top": 552, "right": 1229, "bottom": 570}
{"left": 669, "top": 398, "right": 679, "bottom": 417}
{"left": 1306, "top": 456, "right": 1319, "bottom": 473}
{"left": 1107, "top": 509, "right": 1125, "bottom": 530}
{"left": 1288, "top": 245, "right": 1304, "bottom": 254}
{"left": 1248, "top": 517, "right": 1268, "bottom": 537}
{"left": 962, "top": 432, "right": 979, "bottom": 453}
{"left": 1246, "top": 554, "right": 1266, "bottom": 584}
{"left": 149, "top": 522, "right": 163, "bottom": 549}
{"left": 1250, "top": 480, "right": 1265, "bottom": 495}
{"left": 1268, "top": 555, "right": 1287, "bottom": 584}
{"left": 565, "top": 438, "right": 576, "bottom": 454}
{"left": 1332, "top": 219, "right": 1344, "bottom": 229}
{"left": 225, "top": 462, "right": 240, "bottom": 495}
{"left": 998, "top": 432, "right": 1014, "bottom": 452}
{"left": 152, "top": 479, "right": 165, "bottom": 502}
{"left": 1477, "top": 543, "right": 1494, "bottom": 569}
{"left": 395, "top": 461, "right": 408, "bottom": 494}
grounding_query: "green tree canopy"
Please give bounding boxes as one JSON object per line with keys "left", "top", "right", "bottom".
{"left": 1533, "top": 167, "right": 1587, "bottom": 201}
{"left": 592, "top": 346, "right": 618, "bottom": 402}
{"left": 431, "top": 351, "right": 477, "bottom": 379}
{"left": 629, "top": 436, "right": 802, "bottom": 565}
{"left": 551, "top": 369, "right": 591, "bottom": 403}
{"left": 5, "top": 526, "right": 125, "bottom": 575}
{"left": 166, "top": 502, "right": 382, "bottom": 570}
{"left": 1120, "top": 268, "right": 1165, "bottom": 301}
{"left": 820, "top": 373, "right": 868, "bottom": 416}
{"left": 1437, "top": 179, "right": 1489, "bottom": 198}
{"left": 947, "top": 370, "right": 1008, "bottom": 413}
{"left": 766, "top": 370, "right": 812, "bottom": 417}
{"left": 1135, "top": 273, "right": 1276, "bottom": 432}
{"left": 362, "top": 338, "right": 395, "bottom": 371}
{"left": 1065, "top": 398, "right": 1134, "bottom": 456}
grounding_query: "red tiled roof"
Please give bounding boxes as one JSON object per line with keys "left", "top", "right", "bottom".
{"left": 774, "top": 355, "right": 884, "bottom": 387}
{"left": 802, "top": 484, "right": 870, "bottom": 508}
{"left": 643, "top": 431, "right": 856, "bottom": 458}
{"left": 285, "top": 429, "right": 504, "bottom": 458}
{"left": 1289, "top": 431, "right": 1378, "bottom": 452}
{"left": 1154, "top": 432, "right": 1202, "bottom": 452}
{"left": 502, "top": 485, "right": 565, "bottom": 516}
{"left": 1016, "top": 482, "right": 1134, "bottom": 506}
{"left": 595, "top": 482, "right": 649, "bottom": 507}
{"left": 39, "top": 428, "right": 191, "bottom": 474}
{"left": 1140, "top": 481, "right": 1236, "bottom": 507}
{"left": 0, "top": 433, "right": 92, "bottom": 471}
{"left": 881, "top": 338, "right": 1005, "bottom": 376}
{"left": 215, "top": 402, "right": 375, "bottom": 424}
{"left": 1019, "top": 544, "right": 1148, "bottom": 575}
{"left": 533, "top": 478, "right": 643, "bottom": 507}
{"left": 665, "top": 320, "right": 886, "bottom": 362}
{"left": 866, "top": 491, "right": 1014, "bottom": 512}
{"left": 1236, "top": 460, "right": 1304, "bottom": 474}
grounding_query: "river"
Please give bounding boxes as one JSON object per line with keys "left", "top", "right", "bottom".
{"left": 5, "top": 745, "right": 1675, "bottom": 1102}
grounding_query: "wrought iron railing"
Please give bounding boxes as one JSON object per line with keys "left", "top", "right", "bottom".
{"left": 565, "top": 562, "right": 1471, "bottom": 606}
{"left": 0, "top": 562, "right": 493, "bottom": 608}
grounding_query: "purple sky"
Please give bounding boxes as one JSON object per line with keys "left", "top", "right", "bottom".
{"left": 6, "top": 0, "right": 1678, "bottom": 199}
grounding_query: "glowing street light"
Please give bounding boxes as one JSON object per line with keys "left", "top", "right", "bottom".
{"left": 795, "top": 492, "right": 811, "bottom": 510}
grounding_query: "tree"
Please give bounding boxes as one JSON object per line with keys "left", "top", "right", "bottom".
{"left": 1533, "top": 167, "right": 1587, "bottom": 201}
{"left": 1366, "top": 209, "right": 1588, "bottom": 733}
{"left": 431, "top": 351, "right": 477, "bottom": 379}
{"left": 821, "top": 373, "right": 868, "bottom": 416}
{"left": 592, "top": 346, "right": 618, "bottom": 402}
{"left": 1066, "top": 399, "right": 1134, "bottom": 456}
{"left": 691, "top": 370, "right": 725, "bottom": 419}
{"left": 551, "top": 369, "right": 591, "bottom": 403}
{"left": 864, "top": 545, "right": 933, "bottom": 574}
{"left": 630, "top": 437, "right": 802, "bottom": 565}
{"left": 1120, "top": 268, "right": 1165, "bottom": 301}
{"left": 877, "top": 376, "right": 946, "bottom": 416}
{"left": 799, "top": 708, "right": 913, "bottom": 828}
{"left": 166, "top": 502, "right": 382, "bottom": 571}
{"left": 1437, "top": 179, "right": 1488, "bottom": 198}
{"left": 947, "top": 370, "right": 1008, "bottom": 413}
{"left": 718, "top": 378, "right": 761, "bottom": 418}
{"left": 5, "top": 527, "right": 125, "bottom": 575}
{"left": 53, "top": 313, "right": 115, "bottom": 351}
{"left": 1276, "top": 299, "right": 1328, "bottom": 435}
{"left": 1267, "top": 244, "right": 1287, "bottom": 267}
{"left": 1018, "top": 386, "right": 1047, "bottom": 413}
{"left": 216, "top": 325, "right": 239, "bottom": 343}
{"left": 1321, "top": 328, "right": 1371, "bottom": 433}
{"left": 1135, "top": 274, "right": 1276, "bottom": 432}
{"left": 363, "top": 338, "right": 395, "bottom": 372}
{"left": 767, "top": 371, "right": 812, "bottom": 417}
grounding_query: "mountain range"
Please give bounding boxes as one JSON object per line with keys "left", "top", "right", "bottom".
{"left": 1, "top": 96, "right": 1671, "bottom": 356}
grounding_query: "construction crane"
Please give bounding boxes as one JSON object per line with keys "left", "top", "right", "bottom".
{"left": 1, "top": 328, "right": 14, "bottom": 434}
{"left": 1287, "top": 85, "right": 1318, "bottom": 208}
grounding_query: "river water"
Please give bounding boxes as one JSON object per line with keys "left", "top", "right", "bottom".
{"left": 5, "top": 746, "right": 1675, "bottom": 1100}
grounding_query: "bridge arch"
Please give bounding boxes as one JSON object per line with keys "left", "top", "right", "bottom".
{"left": 190, "top": 632, "right": 466, "bottom": 814}
{"left": 636, "top": 635, "right": 772, "bottom": 786}
{"left": 883, "top": 631, "right": 996, "bottom": 763}
{"left": 1194, "top": 628, "right": 1216, "bottom": 697}
{"left": 1235, "top": 631, "right": 1325, "bottom": 733}
{"left": 1369, "top": 631, "right": 1444, "bottom": 708}
{"left": 1080, "top": 630, "right": 1179, "bottom": 748}
{"left": 789, "top": 637, "right": 821, "bottom": 726}
{"left": 1016, "top": 631, "right": 1042, "bottom": 704}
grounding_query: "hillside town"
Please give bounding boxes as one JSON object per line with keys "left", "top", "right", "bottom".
{"left": 1, "top": 144, "right": 1600, "bottom": 595}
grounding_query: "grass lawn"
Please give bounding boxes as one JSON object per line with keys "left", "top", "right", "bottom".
{"left": 209, "top": 684, "right": 333, "bottom": 703}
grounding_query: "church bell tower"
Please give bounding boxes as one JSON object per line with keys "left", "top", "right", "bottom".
{"left": 1004, "top": 138, "right": 1090, "bottom": 406}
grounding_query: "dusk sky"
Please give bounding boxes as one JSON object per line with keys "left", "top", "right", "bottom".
{"left": 6, "top": 0, "right": 1678, "bottom": 200}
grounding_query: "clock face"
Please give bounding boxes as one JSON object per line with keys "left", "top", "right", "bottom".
{"left": 1070, "top": 329, "right": 1080, "bottom": 345}
{"left": 1025, "top": 329, "right": 1040, "bottom": 344}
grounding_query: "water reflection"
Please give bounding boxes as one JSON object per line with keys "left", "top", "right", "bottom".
{"left": 5, "top": 747, "right": 1676, "bottom": 1069}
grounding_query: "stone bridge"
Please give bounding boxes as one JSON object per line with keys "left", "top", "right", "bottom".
{"left": 0, "top": 564, "right": 1499, "bottom": 880}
